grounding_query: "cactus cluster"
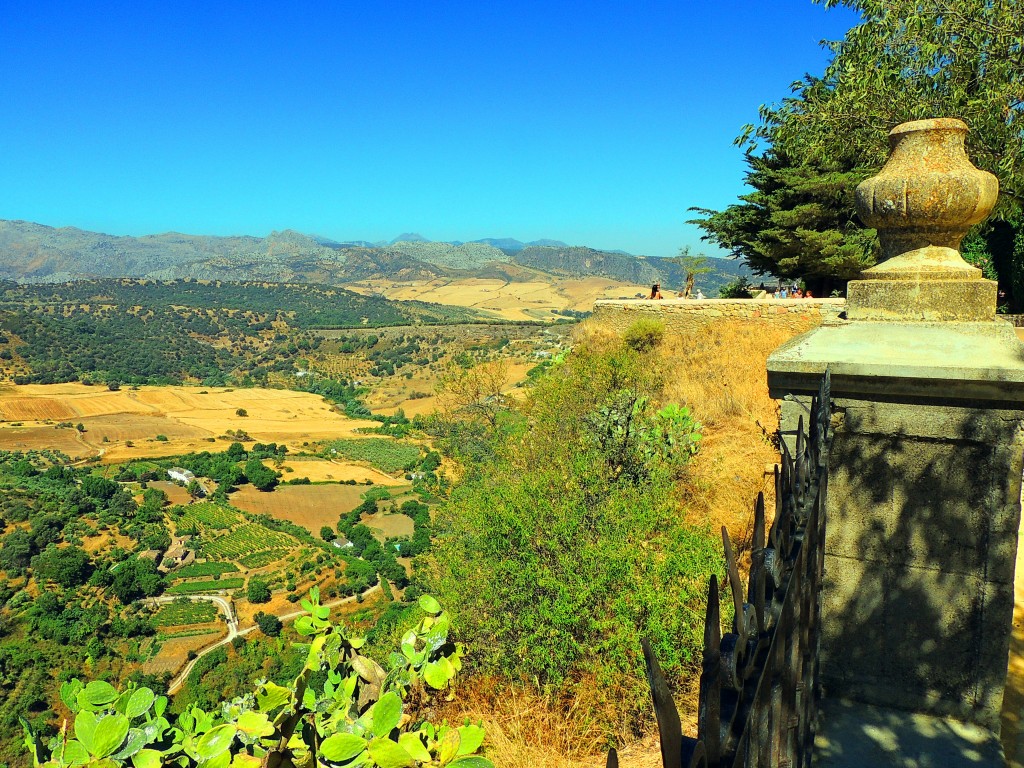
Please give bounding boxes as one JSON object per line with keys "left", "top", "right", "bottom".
{"left": 23, "top": 589, "right": 490, "bottom": 768}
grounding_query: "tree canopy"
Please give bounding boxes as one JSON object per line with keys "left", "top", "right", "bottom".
{"left": 693, "top": 0, "right": 1024, "bottom": 294}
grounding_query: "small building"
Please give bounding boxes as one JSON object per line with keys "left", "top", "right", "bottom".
{"left": 167, "top": 467, "right": 196, "bottom": 484}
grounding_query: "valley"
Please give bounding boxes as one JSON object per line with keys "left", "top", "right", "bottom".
{"left": 0, "top": 240, "right": 746, "bottom": 768}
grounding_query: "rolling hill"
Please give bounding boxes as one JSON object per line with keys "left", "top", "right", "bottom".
{"left": 0, "top": 219, "right": 751, "bottom": 300}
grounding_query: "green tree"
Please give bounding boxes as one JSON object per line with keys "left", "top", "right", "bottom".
{"left": 693, "top": 0, "right": 1024, "bottom": 293}
{"left": 691, "top": 152, "right": 877, "bottom": 292}
{"left": 254, "top": 610, "right": 282, "bottom": 636}
{"left": 667, "top": 246, "right": 713, "bottom": 297}
{"left": 247, "top": 578, "right": 271, "bottom": 603}
{"left": 110, "top": 557, "right": 163, "bottom": 604}
{"left": 320, "top": 525, "right": 336, "bottom": 542}
{"left": 0, "top": 530, "right": 35, "bottom": 576}
{"left": 31, "top": 545, "right": 92, "bottom": 588}
{"left": 243, "top": 458, "right": 278, "bottom": 491}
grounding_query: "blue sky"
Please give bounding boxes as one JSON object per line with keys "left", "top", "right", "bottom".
{"left": 0, "top": 1, "right": 861, "bottom": 257}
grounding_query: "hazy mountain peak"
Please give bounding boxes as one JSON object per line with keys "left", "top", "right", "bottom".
{"left": 390, "top": 233, "right": 429, "bottom": 244}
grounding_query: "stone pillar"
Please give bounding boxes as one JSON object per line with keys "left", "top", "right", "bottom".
{"left": 768, "top": 118, "right": 1024, "bottom": 731}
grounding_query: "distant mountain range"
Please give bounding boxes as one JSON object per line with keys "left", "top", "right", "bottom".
{"left": 0, "top": 219, "right": 749, "bottom": 294}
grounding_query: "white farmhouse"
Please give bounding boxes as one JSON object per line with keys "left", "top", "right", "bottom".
{"left": 168, "top": 467, "right": 196, "bottom": 484}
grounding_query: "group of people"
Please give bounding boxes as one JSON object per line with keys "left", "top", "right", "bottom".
{"left": 645, "top": 282, "right": 814, "bottom": 300}
{"left": 648, "top": 283, "right": 704, "bottom": 300}
{"left": 773, "top": 286, "right": 814, "bottom": 299}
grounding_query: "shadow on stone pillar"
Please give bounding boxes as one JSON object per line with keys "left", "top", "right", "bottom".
{"left": 767, "top": 119, "right": 1024, "bottom": 745}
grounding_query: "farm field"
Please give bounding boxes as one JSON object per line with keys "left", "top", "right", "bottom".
{"left": 321, "top": 438, "right": 422, "bottom": 474}
{"left": 172, "top": 561, "right": 239, "bottom": 579}
{"left": 147, "top": 480, "right": 193, "bottom": 506}
{"left": 361, "top": 510, "right": 415, "bottom": 540}
{"left": 0, "top": 383, "right": 378, "bottom": 461}
{"left": 142, "top": 631, "right": 223, "bottom": 677}
{"left": 153, "top": 600, "right": 220, "bottom": 626}
{"left": 344, "top": 275, "right": 647, "bottom": 321}
{"left": 268, "top": 457, "right": 404, "bottom": 486}
{"left": 0, "top": 425, "right": 89, "bottom": 455}
{"left": 166, "top": 577, "right": 245, "bottom": 594}
{"left": 230, "top": 483, "right": 374, "bottom": 533}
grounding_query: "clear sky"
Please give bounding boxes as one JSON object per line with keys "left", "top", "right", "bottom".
{"left": 0, "top": 1, "right": 861, "bottom": 257}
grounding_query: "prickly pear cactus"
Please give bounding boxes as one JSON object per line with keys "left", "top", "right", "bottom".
{"left": 23, "top": 590, "right": 490, "bottom": 768}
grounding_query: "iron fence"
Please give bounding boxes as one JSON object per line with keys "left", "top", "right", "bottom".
{"left": 611, "top": 370, "right": 831, "bottom": 768}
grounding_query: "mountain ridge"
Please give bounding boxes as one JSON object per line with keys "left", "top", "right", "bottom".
{"left": 0, "top": 219, "right": 749, "bottom": 294}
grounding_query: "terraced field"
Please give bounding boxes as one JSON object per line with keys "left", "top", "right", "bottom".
{"left": 153, "top": 600, "right": 219, "bottom": 626}
{"left": 238, "top": 548, "right": 292, "bottom": 569}
{"left": 166, "top": 578, "right": 245, "bottom": 595}
{"left": 172, "top": 561, "right": 239, "bottom": 579}
{"left": 200, "top": 523, "right": 298, "bottom": 560}
{"left": 178, "top": 502, "right": 240, "bottom": 530}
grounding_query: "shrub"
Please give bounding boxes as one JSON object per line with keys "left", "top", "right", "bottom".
{"left": 254, "top": 611, "right": 283, "bottom": 636}
{"left": 429, "top": 334, "right": 721, "bottom": 733}
{"left": 719, "top": 276, "right": 753, "bottom": 298}
{"left": 23, "top": 591, "right": 489, "bottom": 768}
{"left": 622, "top": 318, "right": 665, "bottom": 352}
{"left": 246, "top": 578, "right": 271, "bottom": 603}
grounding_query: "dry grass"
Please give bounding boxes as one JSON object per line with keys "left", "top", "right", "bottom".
{"left": 0, "top": 383, "right": 379, "bottom": 461}
{"left": 657, "top": 319, "right": 818, "bottom": 548}
{"left": 230, "top": 483, "right": 370, "bottom": 533}
{"left": 344, "top": 276, "right": 648, "bottom": 322}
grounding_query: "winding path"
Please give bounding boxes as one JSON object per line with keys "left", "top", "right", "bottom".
{"left": 162, "top": 584, "right": 382, "bottom": 695}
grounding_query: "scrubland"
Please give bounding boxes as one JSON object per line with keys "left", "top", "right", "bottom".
{"left": 431, "top": 315, "right": 820, "bottom": 768}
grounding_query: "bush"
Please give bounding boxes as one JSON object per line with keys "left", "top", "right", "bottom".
{"left": 719, "top": 276, "right": 753, "bottom": 298}
{"left": 429, "top": 335, "right": 721, "bottom": 731}
{"left": 246, "top": 578, "right": 271, "bottom": 603}
{"left": 622, "top": 319, "right": 665, "bottom": 352}
{"left": 254, "top": 610, "right": 283, "bottom": 636}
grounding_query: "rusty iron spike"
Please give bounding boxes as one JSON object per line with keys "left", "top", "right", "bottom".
{"left": 721, "top": 526, "right": 747, "bottom": 647}
{"left": 704, "top": 574, "right": 722, "bottom": 655}
{"left": 750, "top": 492, "right": 766, "bottom": 635}
{"left": 700, "top": 575, "right": 722, "bottom": 766}
{"left": 642, "top": 639, "right": 682, "bottom": 768}
{"left": 769, "top": 464, "right": 782, "bottom": 549}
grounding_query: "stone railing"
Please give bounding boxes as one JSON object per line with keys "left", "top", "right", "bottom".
{"left": 592, "top": 298, "right": 845, "bottom": 335}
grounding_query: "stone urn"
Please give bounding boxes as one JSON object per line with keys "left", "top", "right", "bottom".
{"left": 855, "top": 118, "right": 998, "bottom": 280}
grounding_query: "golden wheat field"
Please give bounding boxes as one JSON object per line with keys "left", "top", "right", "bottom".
{"left": 266, "top": 457, "right": 406, "bottom": 485}
{"left": 344, "top": 276, "right": 648, "bottom": 322}
{"left": 0, "top": 383, "right": 379, "bottom": 461}
{"left": 230, "top": 483, "right": 377, "bottom": 532}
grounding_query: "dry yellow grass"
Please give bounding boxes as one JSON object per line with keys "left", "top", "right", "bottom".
{"left": 269, "top": 457, "right": 406, "bottom": 485}
{"left": 657, "top": 319, "right": 819, "bottom": 548}
{"left": 345, "top": 276, "right": 648, "bottom": 322}
{"left": 231, "top": 483, "right": 371, "bottom": 532}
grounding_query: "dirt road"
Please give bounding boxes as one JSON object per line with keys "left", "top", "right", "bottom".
{"left": 164, "top": 584, "right": 381, "bottom": 694}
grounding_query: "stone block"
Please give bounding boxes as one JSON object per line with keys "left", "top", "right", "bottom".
{"left": 821, "top": 551, "right": 993, "bottom": 723}
{"left": 824, "top": 434, "right": 896, "bottom": 562}
{"left": 846, "top": 278, "right": 996, "bottom": 322}
{"left": 880, "top": 566, "right": 983, "bottom": 709}
{"left": 974, "top": 580, "right": 1015, "bottom": 723}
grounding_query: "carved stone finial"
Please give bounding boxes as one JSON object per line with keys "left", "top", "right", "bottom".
{"left": 847, "top": 118, "right": 999, "bottom": 321}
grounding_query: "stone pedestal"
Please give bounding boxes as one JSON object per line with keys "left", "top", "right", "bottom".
{"left": 767, "top": 118, "right": 1023, "bottom": 741}
{"left": 769, "top": 319, "right": 1024, "bottom": 730}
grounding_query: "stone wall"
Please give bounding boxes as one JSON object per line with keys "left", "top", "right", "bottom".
{"left": 592, "top": 298, "right": 846, "bottom": 334}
